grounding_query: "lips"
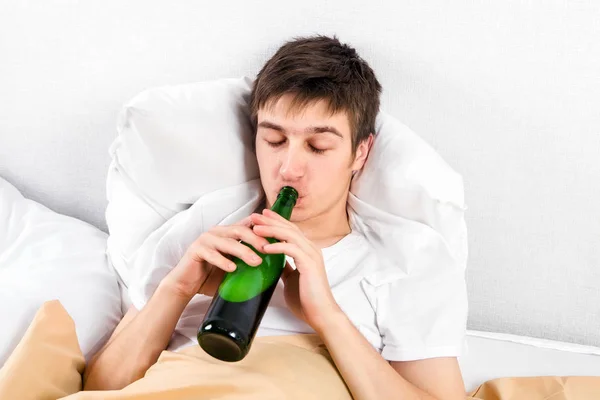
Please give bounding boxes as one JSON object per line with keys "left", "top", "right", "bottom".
{"left": 274, "top": 188, "right": 304, "bottom": 208}
{"left": 276, "top": 186, "right": 305, "bottom": 198}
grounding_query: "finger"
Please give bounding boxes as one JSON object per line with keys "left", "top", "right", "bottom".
{"left": 263, "top": 209, "right": 299, "bottom": 228}
{"left": 195, "top": 245, "right": 237, "bottom": 272}
{"left": 262, "top": 242, "right": 315, "bottom": 273}
{"left": 251, "top": 223, "right": 294, "bottom": 241}
{"left": 251, "top": 211, "right": 299, "bottom": 231}
{"left": 206, "top": 235, "right": 263, "bottom": 267}
{"left": 252, "top": 224, "right": 315, "bottom": 256}
{"left": 209, "top": 224, "right": 269, "bottom": 253}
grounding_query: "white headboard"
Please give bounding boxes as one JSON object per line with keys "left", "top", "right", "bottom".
{"left": 1, "top": 1, "right": 598, "bottom": 347}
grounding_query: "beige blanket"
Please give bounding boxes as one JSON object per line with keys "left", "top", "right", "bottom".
{"left": 69, "top": 334, "right": 352, "bottom": 400}
{"left": 1, "top": 301, "right": 599, "bottom": 400}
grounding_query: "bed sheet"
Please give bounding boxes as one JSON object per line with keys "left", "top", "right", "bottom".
{"left": 461, "top": 331, "right": 600, "bottom": 392}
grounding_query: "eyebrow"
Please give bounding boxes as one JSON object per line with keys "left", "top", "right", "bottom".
{"left": 257, "top": 120, "right": 344, "bottom": 138}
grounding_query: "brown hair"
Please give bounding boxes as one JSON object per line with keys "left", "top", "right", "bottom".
{"left": 249, "top": 35, "right": 382, "bottom": 152}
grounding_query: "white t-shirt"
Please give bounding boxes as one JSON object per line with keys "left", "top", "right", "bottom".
{"left": 168, "top": 229, "right": 467, "bottom": 362}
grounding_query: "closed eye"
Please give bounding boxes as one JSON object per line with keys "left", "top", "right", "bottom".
{"left": 265, "top": 139, "right": 327, "bottom": 154}
{"left": 266, "top": 139, "right": 285, "bottom": 148}
{"left": 309, "top": 145, "right": 326, "bottom": 154}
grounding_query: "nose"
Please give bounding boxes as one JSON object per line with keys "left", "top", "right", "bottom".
{"left": 279, "top": 145, "right": 306, "bottom": 181}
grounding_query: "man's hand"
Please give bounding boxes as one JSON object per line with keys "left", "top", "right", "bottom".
{"left": 161, "top": 216, "right": 270, "bottom": 300}
{"left": 84, "top": 216, "right": 271, "bottom": 390}
{"left": 250, "top": 209, "right": 343, "bottom": 331}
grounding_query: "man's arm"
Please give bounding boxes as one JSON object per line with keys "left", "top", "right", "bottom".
{"left": 253, "top": 210, "right": 466, "bottom": 399}
{"left": 83, "top": 283, "right": 189, "bottom": 390}
{"left": 83, "top": 216, "right": 268, "bottom": 390}
{"left": 316, "top": 310, "right": 466, "bottom": 400}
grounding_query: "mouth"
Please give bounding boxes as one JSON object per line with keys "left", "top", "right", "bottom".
{"left": 275, "top": 187, "right": 305, "bottom": 206}
{"left": 276, "top": 186, "right": 304, "bottom": 197}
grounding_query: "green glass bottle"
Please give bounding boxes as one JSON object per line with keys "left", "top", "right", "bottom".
{"left": 197, "top": 186, "right": 298, "bottom": 362}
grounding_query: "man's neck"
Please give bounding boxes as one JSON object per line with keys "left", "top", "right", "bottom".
{"left": 294, "top": 198, "right": 352, "bottom": 249}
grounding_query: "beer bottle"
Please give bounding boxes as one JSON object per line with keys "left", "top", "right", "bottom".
{"left": 197, "top": 186, "right": 298, "bottom": 361}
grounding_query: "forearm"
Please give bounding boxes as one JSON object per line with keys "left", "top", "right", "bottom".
{"left": 83, "top": 283, "right": 191, "bottom": 390}
{"left": 316, "top": 312, "right": 437, "bottom": 400}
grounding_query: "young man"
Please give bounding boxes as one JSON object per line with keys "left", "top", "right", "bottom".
{"left": 84, "top": 35, "right": 466, "bottom": 399}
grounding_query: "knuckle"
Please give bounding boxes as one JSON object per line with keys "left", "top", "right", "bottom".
{"left": 246, "top": 248, "right": 257, "bottom": 258}
{"left": 208, "top": 250, "right": 226, "bottom": 265}
{"left": 204, "top": 247, "right": 218, "bottom": 259}
{"left": 198, "top": 243, "right": 212, "bottom": 255}
{"left": 206, "top": 227, "right": 219, "bottom": 237}
{"left": 230, "top": 226, "right": 241, "bottom": 237}
{"left": 195, "top": 233, "right": 208, "bottom": 244}
{"left": 238, "top": 216, "right": 251, "bottom": 226}
{"left": 187, "top": 244, "right": 206, "bottom": 261}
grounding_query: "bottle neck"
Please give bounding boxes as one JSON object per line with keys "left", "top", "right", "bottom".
{"left": 270, "top": 194, "right": 296, "bottom": 221}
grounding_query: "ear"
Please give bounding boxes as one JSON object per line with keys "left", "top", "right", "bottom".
{"left": 351, "top": 133, "right": 374, "bottom": 172}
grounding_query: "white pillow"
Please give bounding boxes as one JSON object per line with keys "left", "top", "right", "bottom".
{"left": 0, "top": 177, "right": 122, "bottom": 366}
{"left": 111, "top": 77, "right": 258, "bottom": 210}
{"left": 106, "top": 77, "right": 467, "bottom": 287}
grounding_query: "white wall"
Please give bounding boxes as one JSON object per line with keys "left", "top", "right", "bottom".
{"left": 1, "top": 1, "right": 599, "bottom": 345}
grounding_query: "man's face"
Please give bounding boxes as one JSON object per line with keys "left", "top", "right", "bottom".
{"left": 255, "top": 93, "right": 370, "bottom": 223}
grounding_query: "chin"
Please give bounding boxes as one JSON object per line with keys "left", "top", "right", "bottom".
{"left": 289, "top": 207, "right": 308, "bottom": 223}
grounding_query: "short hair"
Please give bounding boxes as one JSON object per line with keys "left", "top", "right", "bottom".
{"left": 250, "top": 35, "right": 382, "bottom": 152}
